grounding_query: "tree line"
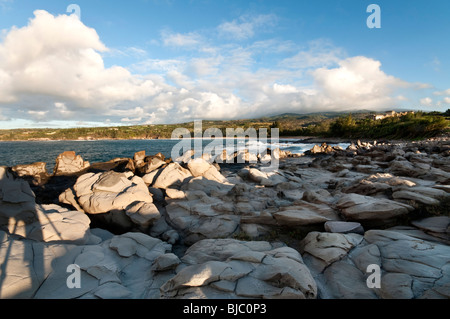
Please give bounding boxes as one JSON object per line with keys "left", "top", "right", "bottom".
{"left": 278, "top": 111, "right": 450, "bottom": 139}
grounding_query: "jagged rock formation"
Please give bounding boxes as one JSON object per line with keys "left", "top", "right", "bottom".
{"left": 1, "top": 138, "right": 449, "bottom": 299}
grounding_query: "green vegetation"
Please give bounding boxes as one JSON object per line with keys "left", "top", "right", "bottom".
{"left": 280, "top": 110, "right": 450, "bottom": 140}
{"left": 0, "top": 119, "right": 275, "bottom": 141}
{"left": 0, "top": 110, "right": 448, "bottom": 141}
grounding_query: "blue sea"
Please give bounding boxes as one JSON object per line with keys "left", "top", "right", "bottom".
{"left": 0, "top": 139, "right": 349, "bottom": 173}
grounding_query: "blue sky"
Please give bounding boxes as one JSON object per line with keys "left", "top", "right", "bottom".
{"left": 0, "top": 0, "right": 449, "bottom": 128}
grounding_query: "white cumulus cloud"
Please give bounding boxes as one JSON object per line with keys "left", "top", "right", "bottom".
{"left": 310, "top": 56, "right": 407, "bottom": 110}
{"left": 0, "top": 10, "right": 165, "bottom": 122}
{"left": 0, "top": 10, "right": 427, "bottom": 127}
{"left": 420, "top": 97, "right": 433, "bottom": 106}
{"left": 434, "top": 88, "right": 450, "bottom": 96}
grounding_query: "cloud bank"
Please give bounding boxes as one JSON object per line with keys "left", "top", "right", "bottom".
{"left": 0, "top": 10, "right": 432, "bottom": 127}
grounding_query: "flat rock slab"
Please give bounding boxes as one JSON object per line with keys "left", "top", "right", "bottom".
{"left": 336, "top": 193, "right": 414, "bottom": 221}
{"left": 411, "top": 216, "right": 450, "bottom": 238}
{"left": 301, "top": 229, "right": 450, "bottom": 299}
{"left": 392, "top": 190, "right": 440, "bottom": 205}
{"left": 324, "top": 221, "right": 364, "bottom": 235}
{"left": 0, "top": 231, "right": 173, "bottom": 299}
{"left": 273, "top": 208, "right": 330, "bottom": 226}
{"left": 300, "top": 232, "right": 363, "bottom": 271}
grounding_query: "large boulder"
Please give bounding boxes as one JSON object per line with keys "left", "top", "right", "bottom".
{"left": 12, "top": 162, "right": 49, "bottom": 185}
{"left": 150, "top": 163, "right": 192, "bottom": 189}
{"left": 73, "top": 171, "right": 152, "bottom": 212}
{"left": 0, "top": 166, "right": 37, "bottom": 225}
{"left": 214, "top": 149, "right": 236, "bottom": 164}
{"left": 174, "top": 149, "right": 195, "bottom": 164}
{"left": 187, "top": 158, "right": 228, "bottom": 183}
{"left": 160, "top": 238, "right": 317, "bottom": 299}
{"left": 143, "top": 157, "right": 167, "bottom": 174}
{"left": 60, "top": 171, "right": 160, "bottom": 230}
{"left": 53, "top": 151, "right": 90, "bottom": 175}
{"left": 307, "top": 143, "right": 343, "bottom": 155}
{"left": 247, "top": 168, "right": 288, "bottom": 187}
{"left": 134, "top": 151, "right": 167, "bottom": 175}
{"left": 165, "top": 199, "right": 240, "bottom": 245}
{"left": 164, "top": 176, "right": 291, "bottom": 244}
{"left": 133, "top": 150, "right": 146, "bottom": 165}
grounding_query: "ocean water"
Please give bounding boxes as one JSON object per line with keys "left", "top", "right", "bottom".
{"left": 0, "top": 138, "right": 349, "bottom": 173}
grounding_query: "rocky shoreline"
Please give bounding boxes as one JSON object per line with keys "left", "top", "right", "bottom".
{"left": 0, "top": 137, "right": 449, "bottom": 299}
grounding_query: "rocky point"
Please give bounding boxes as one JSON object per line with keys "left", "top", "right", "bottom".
{"left": 0, "top": 138, "right": 449, "bottom": 299}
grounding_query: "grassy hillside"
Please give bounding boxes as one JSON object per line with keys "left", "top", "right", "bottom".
{"left": 280, "top": 111, "right": 450, "bottom": 140}
{"left": 0, "top": 110, "right": 448, "bottom": 141}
